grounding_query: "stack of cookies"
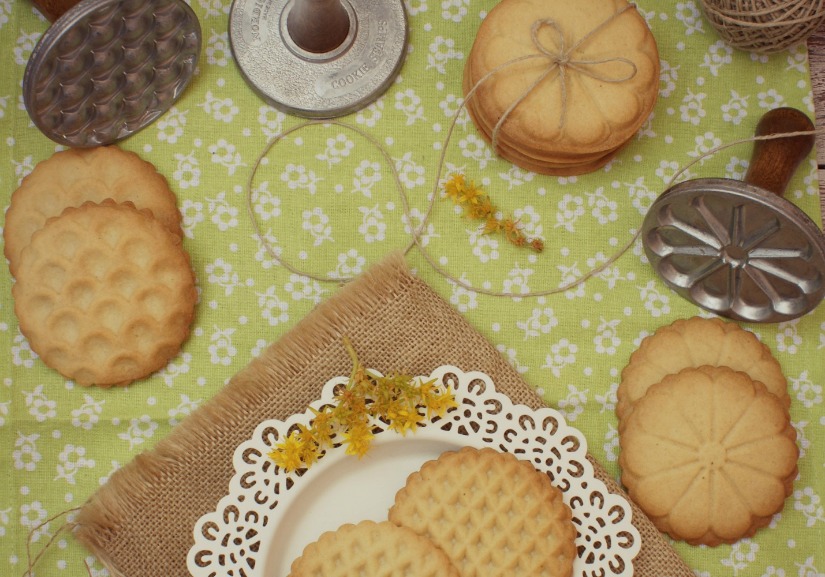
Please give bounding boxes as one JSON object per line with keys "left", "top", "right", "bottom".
{"left": 463, "top": 0, "right": 660, "bottom": 176}
{"left": 288, "top": 447, "right": 577, "bottom": 577}
{"left": 4, "top": 146, "right": 197, "bottom": 388}
{"left": 616, "top": 317, "right": 798, "bottom": 546}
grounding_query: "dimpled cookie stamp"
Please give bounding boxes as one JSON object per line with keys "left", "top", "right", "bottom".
{"left": 23, "top": 0, "right": 200, "bottom": 147}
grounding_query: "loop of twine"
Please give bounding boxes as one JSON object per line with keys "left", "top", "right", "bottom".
{"left": 245, "top": 10, "right": 823, "bottom": 299}
{"left": 20, "top": 7, "right": 825, "bottom": 576}
{"left": 245, "top": 121, "right": 418, "bottom": 284}
{"left": 19, "top": 133, "right": 819, "bottom": 577}
{"left": 699, "top": 0, "right": 825, "bottom": 53}
{"left": 25, "top": 134, "right": 822, "bottom": 574}
{"left": 21, "top": 506, "right": 92, "bottom": 577}
{"left": 492, "top": 5, "right": 638, "bottom": 138}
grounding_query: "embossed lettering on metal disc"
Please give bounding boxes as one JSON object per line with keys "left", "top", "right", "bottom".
{"left": 229, "top": 0, "right": 408, "bottom": 118}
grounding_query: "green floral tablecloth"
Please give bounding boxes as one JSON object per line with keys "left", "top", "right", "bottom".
{"left": 2, "top": 0, "right": 825, "bottom": 575}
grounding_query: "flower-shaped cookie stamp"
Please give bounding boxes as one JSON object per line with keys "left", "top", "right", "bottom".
{"left": 643, "top": 107, "right": 825, "bottom": 322}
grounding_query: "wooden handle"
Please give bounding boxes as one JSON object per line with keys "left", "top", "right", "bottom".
{"left": 286, "top": 0, "right": 351, "bottom": 54}
{"left": 744, "top": 107, "right": 815, "bottom": 197}
{"left": 30, "top": 0, "right": 81, "bottom": 22}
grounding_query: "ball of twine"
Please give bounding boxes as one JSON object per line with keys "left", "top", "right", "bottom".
{"left": 699, "top": 0, "right": 825, "bottom": 53}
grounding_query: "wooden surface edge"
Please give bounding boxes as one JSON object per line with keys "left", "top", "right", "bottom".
{"left": 807, "top": 31, "right": 825, "bottom": 222}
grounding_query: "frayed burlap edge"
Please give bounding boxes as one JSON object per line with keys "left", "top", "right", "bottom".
{"left": 73, "top": 253, "right": 414, "bottom": 560}
{"left": 74, "top": 251, "right": 691, "bottom": 577}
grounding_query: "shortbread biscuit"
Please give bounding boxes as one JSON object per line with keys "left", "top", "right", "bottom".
{"left": 619, "top": 366, "right": 798, "bottom": 546}
{"left": 463, "top": 65, "right": 619, "bottom": 166}
{"left": 12, "top": 200, "right": 196, "bottom": 387}
{"left": 288, "top": 520, "right": 460, "bottom": 577}
{"left": 465, "top": 107, "right": 624, "bottom": 175}
{"left": 389, "top": 447, "right": 576, "bottom": 577}
{"left": 617, "top": 316, "right": 788, "bottom": 420}
{"left": 4, "top": 146, "right": 182, "bottom": 275}
{"left": 463, "top": 63, "right": 627, "bottom": 165}
{"left": 464, "top": 0, "right": 658, "bottom": 174}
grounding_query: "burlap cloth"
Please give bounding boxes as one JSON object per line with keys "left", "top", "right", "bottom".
{"left": 74, "top": 252, "right": 693, "bottom": 577}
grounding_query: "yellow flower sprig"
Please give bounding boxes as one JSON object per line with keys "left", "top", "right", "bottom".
{"left": 268, "top": 339, "right": 457, "bottom": 472}
{"left": 443, "top": 173, "right": 544, "bottom": 252}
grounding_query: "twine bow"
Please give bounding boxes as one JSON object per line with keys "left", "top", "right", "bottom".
{"left": 464, "top": 4, "right": 640, "bottom": 152}
{"left": 244, "top": 5, "right": 649, "bottom": 295}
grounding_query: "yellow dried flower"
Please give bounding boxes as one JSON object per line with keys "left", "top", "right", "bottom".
{"left": 268, "top": 430, "right": 305, "bottom": 472}
{"left": 268, "top": 338, "right": 457, "bottom": 472}
{"left": 342, "top": 423, "right": 375, "bottom": 458}
{"left": 443, "top": 173, "right": 466, "bottom": 202}
{"left": 387, "top": 404, "right": 423, "bottom": 436}
{"left": 426, "top": 388, "right": 459, "bottom": 418}
{"left": 442, "top": 173, "right": 542, "bottom": 252}
{"left": 309, "top": 407, "right": 335, "bottom": 446}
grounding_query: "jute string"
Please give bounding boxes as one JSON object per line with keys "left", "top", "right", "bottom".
{"left": 247, "top": 116, "right": 823, "bottom": 298}
{"left": 485, "top": 6, "right": 637, "bottom": 140}
{"left": 20, "top": 507, "right": 94, "bottom": 577}
{"left": 700, "top": 0, "right": 825, "bottom": 54}
{"left": 31, "top": 126, "right": 819, "bottom": 576}
{"left": 247, "top": 91, "right": 823, "bottom": 299}
{"left": 246, "top": 8, "right": 648, "bottom": 295}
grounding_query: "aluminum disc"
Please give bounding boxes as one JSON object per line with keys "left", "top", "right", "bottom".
{"left": 229, "top": 0, "right": 407, "bottom": 118}
{"left": 642, "top": 178, "right": 825, "bottom": 323}
{"left": 23, "top": 0, "right": 201, "bottom": 148}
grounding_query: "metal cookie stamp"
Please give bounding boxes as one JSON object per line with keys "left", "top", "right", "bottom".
{"left": 23, "top": 0, "right": 201, "bottom": 147}
{"left": 642, "top": 107, "right": 825, "bottom": 323}
{"left": 229, "top": 0, "right": 408, "bottom": 118}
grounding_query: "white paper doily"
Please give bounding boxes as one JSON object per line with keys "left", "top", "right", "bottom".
{"left": 187, "top": 366, "right": 641, "bottom": 577}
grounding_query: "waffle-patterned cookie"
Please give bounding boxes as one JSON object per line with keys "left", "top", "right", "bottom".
{"left": 619, "top": 366, "right": 798, "bottom": 546}
{"left": 288, "top": 520, "right": 461, "bottom": 577}
{"left": 4, "top": 146, "right": 182, "bottom": 276}
{"left": 388, "top": 447, "right": 576, "bottom": 577}
{"left": 12, "top": 200, "right": 196, "bottom": 387}
{"left": 617, "top": 316, "right": 788, "bottom": 420}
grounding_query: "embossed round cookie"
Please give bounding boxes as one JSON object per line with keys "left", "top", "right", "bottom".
{"left": 463, "top": 0, "right": 659, "bottom": 175}
{"left": 617, "top": 316, "right": 788, "bottom": 420}
{"left": 288, "top": 520, "right": 461, "bottom": 577}
{"left": 4, "top": 146, "right": 182, "bottom": 276}
{"left": 462, "top": 62, "right": 619, "bottom": 167}
{"left": 389, "top": 447, "right": 577, "bottom": 577}
{"left": 619, "top": 365, "right": 798, "bottom": 546}
{"left": 12, "top": 200, "right": 197, "bottom": 387}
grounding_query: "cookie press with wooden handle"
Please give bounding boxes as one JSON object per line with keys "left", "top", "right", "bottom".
{"left": 642, "top": 107, "right": 825, "bottom": 323}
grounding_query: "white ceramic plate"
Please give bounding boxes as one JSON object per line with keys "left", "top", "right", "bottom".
{"left": 188, "top": 366, "right": 641, "bottom": 577}
{"left": 263, "top": 431, "right": 481, "bottom": 575}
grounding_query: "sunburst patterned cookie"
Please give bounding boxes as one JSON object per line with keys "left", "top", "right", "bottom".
{"left": 288, "top": 520, "right": 461, "bottom": 577}
{"left": 619, "top": 365, "right": 798, "bottom": 546}
{"left": 617, "top": 316, "right": 788, "bottom": 420}
{"left": 388, "top": 447, "right": 577, "bottom": 577}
